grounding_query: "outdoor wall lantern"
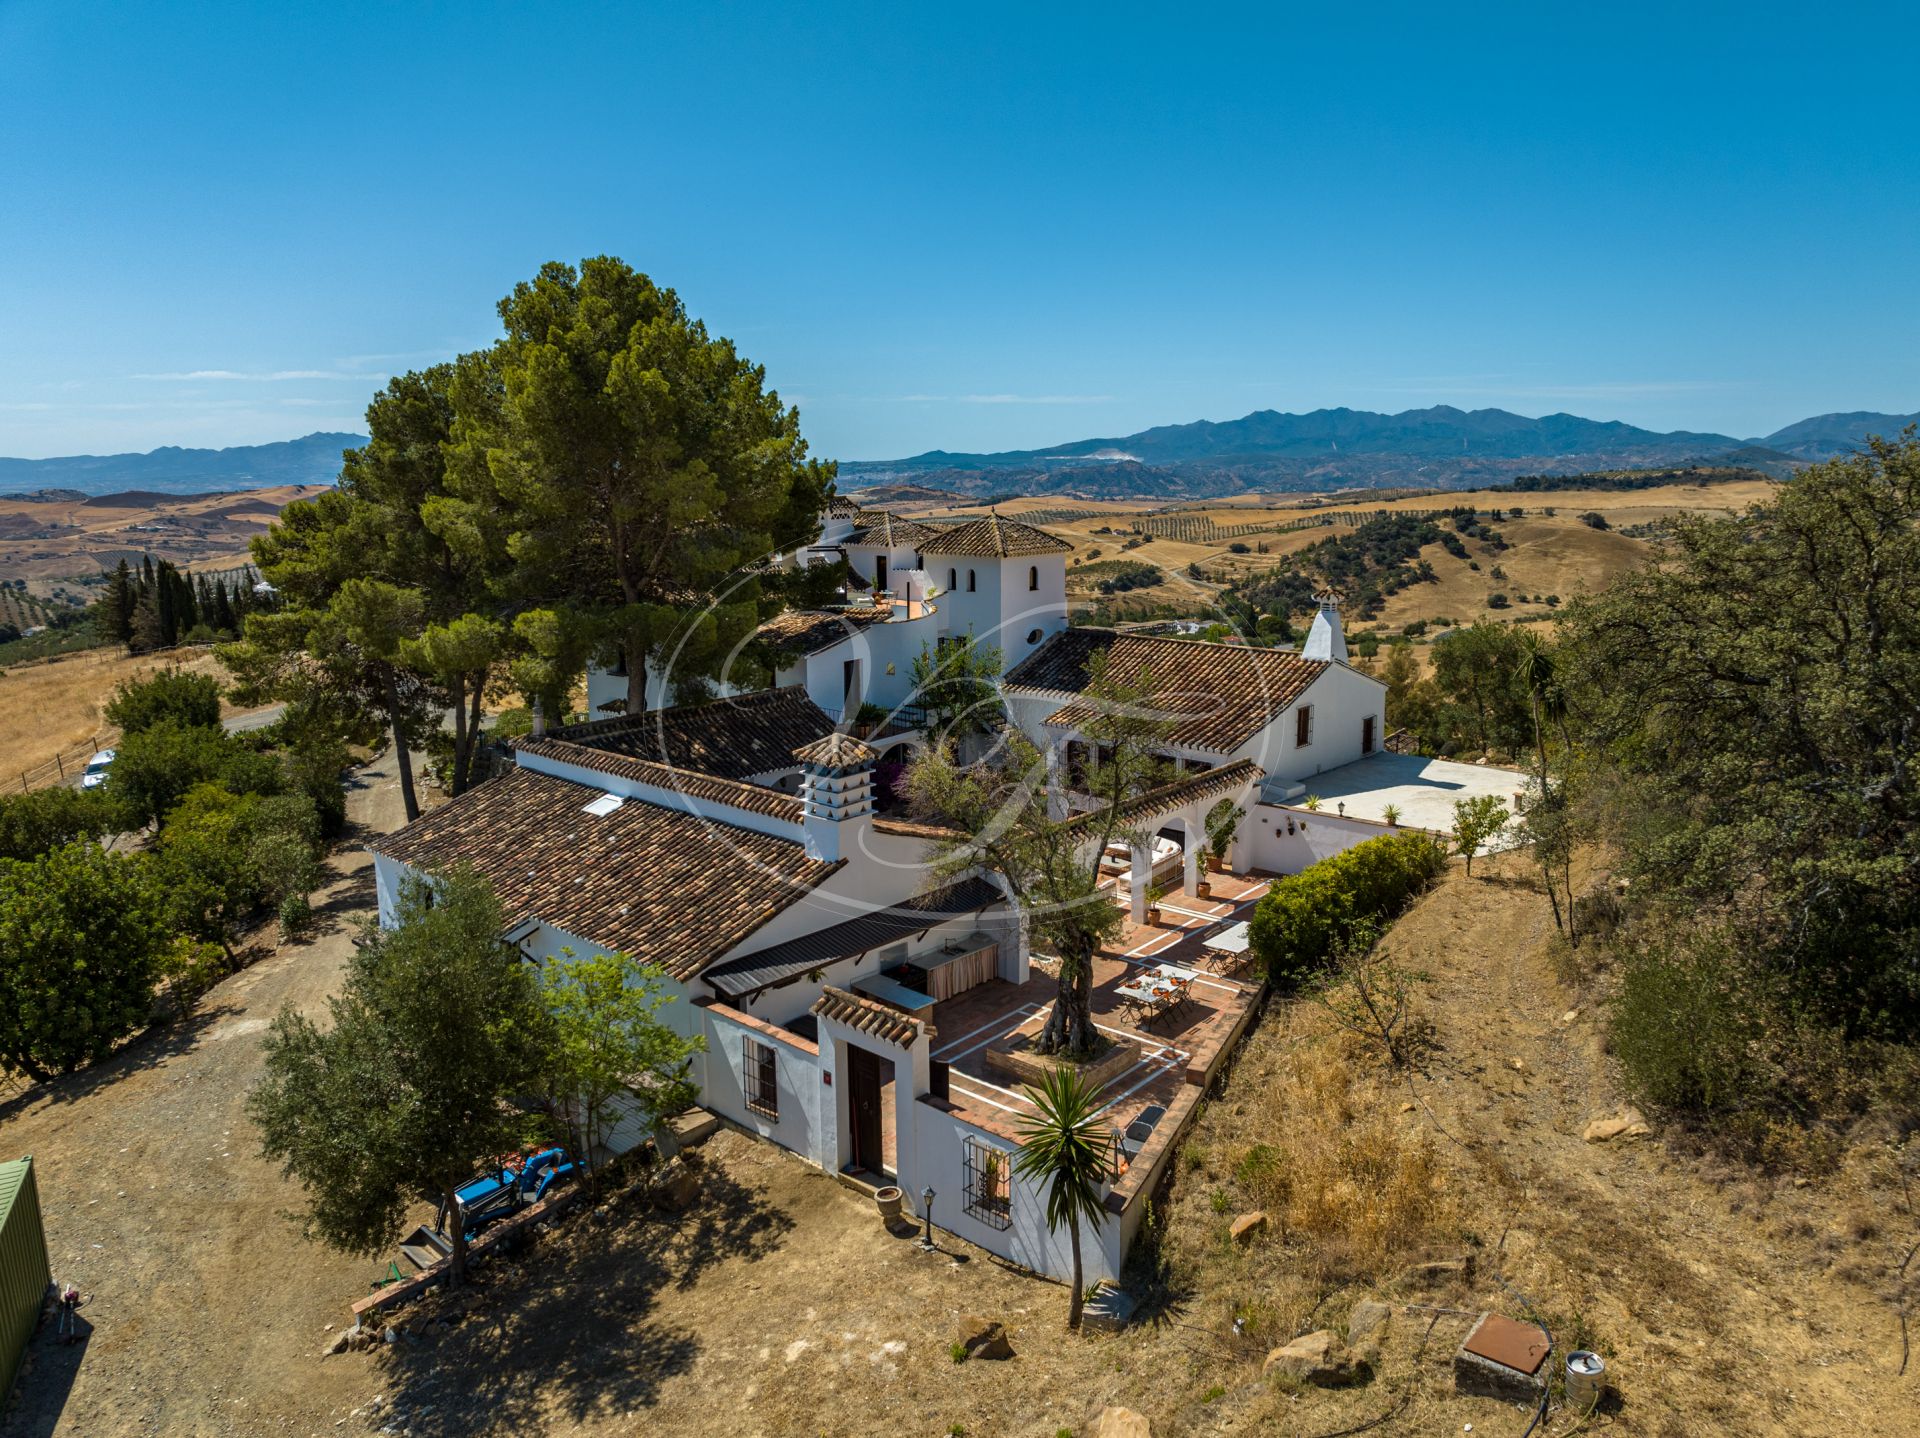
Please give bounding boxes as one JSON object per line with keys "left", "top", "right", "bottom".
{"left": 1337, "top": 802, "right": 1346, "bottom": 817}
{"left": 920, "top": 1186, "right": 938, "bottom": 1250}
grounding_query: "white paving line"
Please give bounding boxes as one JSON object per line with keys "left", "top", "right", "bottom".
{"left": 1097, "top": 1057, "right": 1185, "bottom": 1116}
{"left": 947, "top": 1080, "right": 1023, "bottom": 1114}
{"left": 932, "top": 1003, "right": 1042, "bottom": 1061}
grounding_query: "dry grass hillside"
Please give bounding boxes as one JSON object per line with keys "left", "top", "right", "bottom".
{"left": 1144, "top": 850, "right": 1917, "bottom": 1437}
{"left": 0, "top": 646, "right": 239, "bottom": 782}
{"left": 0, "top": 483, "right": 322, "bottom": 593}
{"left": 884, "top": 479, "right": 1775, "bottom": 632}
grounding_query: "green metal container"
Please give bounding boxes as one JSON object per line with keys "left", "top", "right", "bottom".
{"left": 0, "top": 1156, "right": 51, "bottom": 1402}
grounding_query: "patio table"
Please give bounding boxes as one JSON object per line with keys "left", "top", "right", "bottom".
{"left": 1202, "top": 921, "right": 1251, "bottom": 972}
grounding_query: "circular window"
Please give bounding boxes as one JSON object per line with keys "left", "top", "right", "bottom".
{"left": 1026, "top": 628, "right": 1044, "bottom": 645}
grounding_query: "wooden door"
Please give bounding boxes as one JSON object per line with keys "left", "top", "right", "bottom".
{"left": 848, "top": 1045, "right": 884, "bottom": 1175}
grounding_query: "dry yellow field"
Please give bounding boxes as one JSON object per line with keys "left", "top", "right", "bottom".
{"left": 892, "top": 477, "right": 1776, "bottom": 631}
{"left": 0, "top": 645, "right": 238, "bottom": 785}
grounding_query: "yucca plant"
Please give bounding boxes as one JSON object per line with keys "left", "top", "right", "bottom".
{"left": 1014, "top": 1064, "right": 1112, "bottom": 1329}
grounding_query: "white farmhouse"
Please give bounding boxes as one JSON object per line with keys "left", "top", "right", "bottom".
{"left": 374, "top": 503, "right": 1526, "bottom": 1287}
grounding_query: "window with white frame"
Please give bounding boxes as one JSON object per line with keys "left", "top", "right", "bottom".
{"left": 743, "top": 1035, "right": 778, "bottom": 1118}
{"left": 1295, "top": 704, "right": 1314, "bottom": 747}
{"left": 963, "top": 1134, "right": 1012, "bottom": 1229}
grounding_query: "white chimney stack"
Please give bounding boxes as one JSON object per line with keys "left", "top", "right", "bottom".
{"left": 794, "top": 733, "right": 879, "bottom": 863}
{"left": 1301, "top": 591, "right": 1348, "bottom": 664}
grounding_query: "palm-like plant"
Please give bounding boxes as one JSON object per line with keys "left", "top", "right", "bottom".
{"left": 1014, "top": 1064, "right": 1113, "bottom": 1330}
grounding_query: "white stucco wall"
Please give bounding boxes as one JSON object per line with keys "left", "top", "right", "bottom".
{"left": 701, "top": 1004, "right": 831, "bottom": 1170}
{"left": 909, "top": 1103, "right": 1124, "bottom": 1284}
{"left": 1245, "top": 803, "right": 1424, "bottom": 874}
{"left": 1233, "top": 662, "right": 1387, "bottom": 783}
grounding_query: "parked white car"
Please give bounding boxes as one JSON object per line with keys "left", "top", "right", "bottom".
{"left": 80, "top": 748, "right": 115, "bottom": 789}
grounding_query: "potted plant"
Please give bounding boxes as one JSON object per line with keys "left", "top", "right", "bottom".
{"left": 1382, "top": 802, "right": 1402, "bottom": 827}
{"left": 1204, "top": 799, "right": 1245, "bottom": 875}
{"left": 1303, "top": 794, "right": 1323, "bottom": 812}
{"left": 1145, "top": 881, "right": 1167, "bottom": 926}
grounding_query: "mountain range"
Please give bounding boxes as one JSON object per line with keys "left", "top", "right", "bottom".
{"left": 841, "top": 406, "right": 1919, "bottom": 500}
{"left": 0, "top": 432, "right": 367, "bottom": 498}
{"left": 1, "top": 408, "right": 1914, "bottom": 501}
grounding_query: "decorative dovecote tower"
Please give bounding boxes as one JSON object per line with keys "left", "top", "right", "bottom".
{"left": 1301, "top": 590, "right": 1349, "bottom": 664}
{"left": 794, "top": 732, "right": 879, "bottom": 862}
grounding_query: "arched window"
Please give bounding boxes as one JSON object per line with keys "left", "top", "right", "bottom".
{"left": 967, "top": 570, "right": 977, "bottom": 592}
{"left": 1028, "top": 565, "right": 1039, "bottom": 591}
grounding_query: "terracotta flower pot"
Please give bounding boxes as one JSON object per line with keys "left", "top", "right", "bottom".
{"left": 1194, "top": 880, "right": 1212, "bottom": 899}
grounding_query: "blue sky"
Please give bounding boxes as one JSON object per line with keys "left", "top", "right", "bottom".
{"left": 2, "top": 2, "right": 1915, "bottom": 460}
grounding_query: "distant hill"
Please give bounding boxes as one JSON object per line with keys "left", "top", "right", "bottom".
{"left": 845, "top": 405, "right": 1916, "bottom": 499}
{"left": 0, "top": 432, "right": 365, "bottom": 497}
{"left": 1755, "top": 411, "right": 1919, "bottom": 461}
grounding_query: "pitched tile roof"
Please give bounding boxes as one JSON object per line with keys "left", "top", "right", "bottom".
{"left": 846, "top": 511, "right": 938, "bottom": 548}
{"left": 513, "top": 737, "right": 802, "bottom": 820}
{"left": 704, "top": 875, "right": 1004, "bottom": 998}
{"left": 548, "top": 687, "right": 834, "bottom": 781}
{"left": 793, "top": 732, "right": 878, "bottom": 768}
{"left": 825, "top": 495, "right": 866, "bottom": 519}
{"left": 1086, "top": 758, "right": 1263, "bottom": 829}
{"left": 755, "top": 606, "right": 889, "bottom": 658}
{"left": 1006, "top": 628, "right": 1330, "bottom": 753}
{"left": 811, "top": 985, "right": 924, "bottom": 1047}
{"left": 918, "top": 514, "right": 1071, "bottom": 557}
{"left": 370, "top": 768, "right": 840, "bottom": 981}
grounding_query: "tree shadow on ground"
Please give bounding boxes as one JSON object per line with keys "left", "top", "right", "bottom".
{"left": 372, "top": 1157, "right": 796, "bottom": 1435}
{"left": 0, "top": 996, "right": 243, "bottom": 1122}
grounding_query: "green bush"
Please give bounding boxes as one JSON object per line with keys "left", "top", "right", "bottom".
{"left": 105, "top": 667, "right": 222, "bottom": 735}
{"left": 1611, "top": 934, "right": 1753, "bottom": 1112}
{"left": 107, "top": 719, "right": 283, "bottom": 829}
{"left": 0, "top": 786, "right": 123, "bottom": 861}
{"left": 1248, "top": 831, "right": 1448, "bottom": 987}
{"left": 0, "top": 842, "right": 167, "bottom": 1079}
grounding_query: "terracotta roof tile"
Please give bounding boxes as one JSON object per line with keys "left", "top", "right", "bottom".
{"left": 919, "top": 514, "right": 1071, "bottom": 557}
{"left": 1006, "top": 628, "right": 1329, "bottom": 753}
{"left": 513, "top": 737, "right": 802, "bottom": 821}
{"left": 549, "top": 687, "right": 834, "bottom": 781}
{"left": 794, "top": 732, "right": 878, "bottom": 767}
{"left": 755, "top": 606, "right": 889, "bottom": 658}
{"left": 370, "top": 768, "right": 840, "bottom": 981}
{"left": 1088, "top": 758, "right": 1263, "bottom": 829}
{"left": 811, "top": 985, "right": 924, "bottom": 1047}
{"left": 846, "top": 511, "right": 938, "bottom": 548}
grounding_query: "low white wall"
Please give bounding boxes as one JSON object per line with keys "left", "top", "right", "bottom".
{"left": 700, "top": 1004, "right": 831, "bottom": 1171}
{"left": 909, "top": 1102, "right": 1124, "bottom": 1285}
{"left": 1246, "top": 803, "right": 1431, "bottom": 874}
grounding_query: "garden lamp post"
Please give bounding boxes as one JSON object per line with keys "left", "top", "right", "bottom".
{"left": 919, "top": 1186, "right": 937, "bottom": 1251}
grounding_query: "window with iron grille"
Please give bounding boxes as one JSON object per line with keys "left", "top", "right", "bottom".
{"left": 963, "top": 1135, "right": 1012, "bottom": 1229}
{"left": 743, "top": 1036, "right": 778, "bottom": 1118}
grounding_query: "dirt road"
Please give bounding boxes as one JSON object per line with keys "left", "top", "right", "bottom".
{"left": 0, "top": 751, "right": 417, "bottom": 1437}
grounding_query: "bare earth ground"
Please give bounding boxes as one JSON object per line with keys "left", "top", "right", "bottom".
{"left": 6, "top": 785, "right": 1916, "bottom": 1434}
{"left": 0, "top": 749, "right": 418, "bottom": 1438}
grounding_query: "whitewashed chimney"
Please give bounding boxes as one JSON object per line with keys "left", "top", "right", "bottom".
{"left": 794, "top": 733, "right": 879, "bottom": 862}
{"left": 1301, "top": 591, "right": 1349, "bottom": 663}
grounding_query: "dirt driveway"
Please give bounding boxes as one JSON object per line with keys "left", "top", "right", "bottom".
{"left": 0, "top": 750, "right": 419, "bottom": 1438}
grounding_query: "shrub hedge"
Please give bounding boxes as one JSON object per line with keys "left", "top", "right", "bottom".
{"left": 1248, "top": 830, "right": 1448, "bottom": 986}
